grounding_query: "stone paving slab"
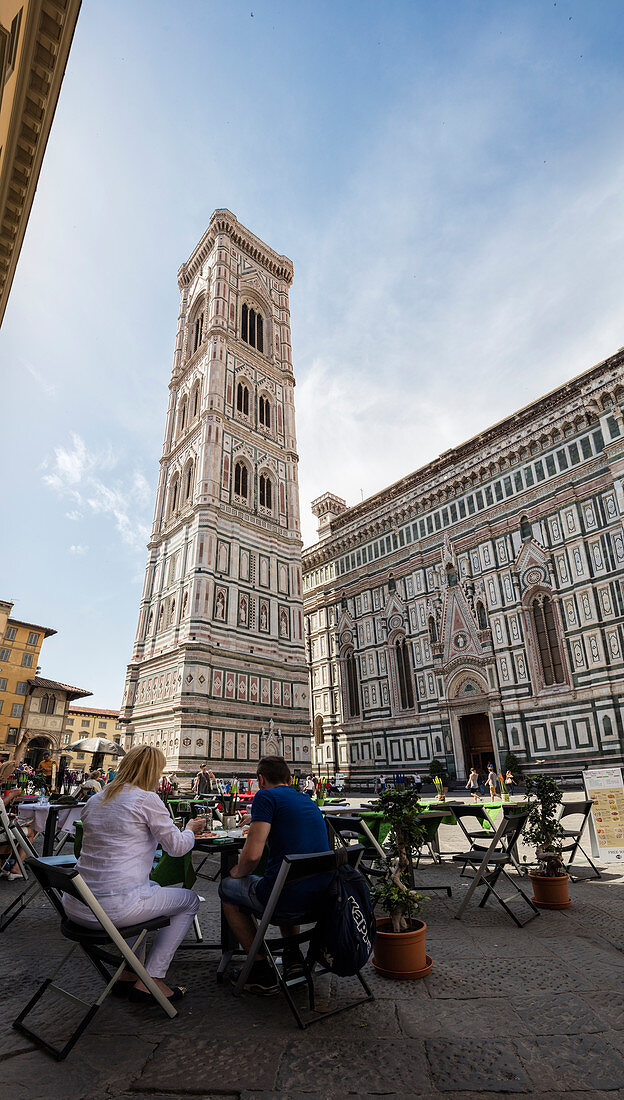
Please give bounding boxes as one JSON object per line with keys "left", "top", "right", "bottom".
{"left": 138, "top": 1034, "right": 286, "bottom": 1093}
{"left": 511, "top": 992, "right": 606, "bottom": 1035}
{"left": 514, "top": 1033, "right": 624, "bottom": 1092}
{"left": 426, "top": 1038, "right": 532, "bottom": 1092}
{"left": 276, "top": 1036, "right": 432, "bottom": 1093}
{"left": 399, "top": 996, "right": 530, "bottom": 1039}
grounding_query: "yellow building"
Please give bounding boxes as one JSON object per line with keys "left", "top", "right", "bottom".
{"left": 0, "top": 597, "right": 55, "bottom": 756}
{"left": 62, "top": 705, "right": 124, "bottom": 774}
{"left": 0, "top": 0, "right": 81, "bottom": 324}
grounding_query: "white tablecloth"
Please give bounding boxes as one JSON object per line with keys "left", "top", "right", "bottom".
{"left": 17, "top": 803, "right": 82, "bottom": 835}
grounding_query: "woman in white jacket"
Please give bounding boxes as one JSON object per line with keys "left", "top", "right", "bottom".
{"left": 63, "top": 744, "right": 205, "bottom": 1004}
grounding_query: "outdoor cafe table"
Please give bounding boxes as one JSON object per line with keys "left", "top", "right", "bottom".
{"left": 178, "top": 834, "right": 245, "bottom": 981}
{"left": 322, "top": 799, "right": 529, "bottom": 858}
{"left": 16, "top": 801, "right": 85, "bottom": 855}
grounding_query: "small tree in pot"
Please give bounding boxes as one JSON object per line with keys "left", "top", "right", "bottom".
{"left": 371, "top": 786, "right": 432, "bottom": 977}
{"left": 523, "top": 774, "right": 571, "bottom": 909}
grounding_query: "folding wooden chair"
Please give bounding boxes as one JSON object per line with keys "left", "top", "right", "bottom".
{"left": 557, "top": 799, "right": 602, "bottom": 881}
{"left": 231, "top": 846, "right": 374, "bottom": 1029}
{"left": 0, "top": 802, "right": 76, "bottom": 932}
{"left": 13, "top": 858, "right": 177, "bottom": 1060}
{"left": 453, "top": 806, "right": 539, "bottom": 927}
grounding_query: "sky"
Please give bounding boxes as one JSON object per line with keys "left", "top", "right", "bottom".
{"left": 2, "top": 0, "right": 624, "bottom": 708}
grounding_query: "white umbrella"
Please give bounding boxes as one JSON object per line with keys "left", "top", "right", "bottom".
{"left": 65, "top": 737, "right": 125, "bottom": 757}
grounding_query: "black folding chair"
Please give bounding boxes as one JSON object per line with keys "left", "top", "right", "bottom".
{"left": 557, "top": 799, "right": 602, "bottom": 881}
{"left": 231, "top": 846, "right": 374, "bottom": 1029}
{"left": 0, "top": 804, "right": 75, "bottom": 932}
{"left": 451, "top": 803, "right": 526, "bottom": 876}
{"left": 453, "top": 807, "right": 539, "bottom": 927}
{"left": 13, "top": 858, "right": 177, "bottom": 1060}
{"left": 324, "top": 813, "right": 452, "bottom": 897}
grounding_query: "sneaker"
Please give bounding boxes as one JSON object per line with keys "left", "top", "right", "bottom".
{"left": 6, "top": 872, "right": 25, "bottom": 882}
{"left": 282, "top": 947, "right": 306, "bottom": 982}
{"left": 230, "top": 959, "right": 279, "bottom": 996}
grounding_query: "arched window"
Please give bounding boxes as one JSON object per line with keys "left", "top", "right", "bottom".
{"left": 532, "top": 595, "right": 565, "bottom": 685}
{"left": 259, "top": 394, "right": 271, "bottom": 429}
{"left": 236, "top": 381, "right": 249, "bottom": 416}
{"left": 184, "top": 462, "right": 194, "bottom": 502}
{"left": 428, "top": 616, "right": 437, "bottom": 644}
{"left": 259, "top": 473, "right": 272, "bottom": 510}
{"left": 344, "top": 650, "right": 360, "bottom": 718}
{"left": 603, "top": 715, "right": 613, "bottom": 738}
{"left": 169, "top": 474, "right": 179, "bottom": 517}
{"left": 147, "top": 610, "right": 154, "bottom": 634}
{"left": 191, "top": 381, "right": 200, "bottom": 419}
{"left": 157, "top": 605, "right": 164, "bottom": 631}
{"left": 178, "top": 395, "right": 188, "bottom": 436}
{"left": 192, "top": 311, "right": 204, "bottom": 353}
{"left": 446, "top": 564, "right": 458, "bottom": 587}
{"left": 234, "top": 460, "right": 248, "bottom": 501}
{"left": 169, "top": 600, "right": 176, "bottom": 625}
{"left": 395, "top": 637, "right": 414, "bottom": 710}
{"left": 476, "top": 602, "right": 488, "bottom": 630}
{"left": 241, "top": 303, "right": 264, "bottom": 352}
{"left": 520, "top": 515, "right": 532, "bottom": 541}
{"left": 40, "top": 693, "right": 49, "bottom": 714}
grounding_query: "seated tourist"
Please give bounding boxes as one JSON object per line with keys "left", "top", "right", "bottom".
{"left": 62, "top": 744, "right": 205, "bottom": 1004}
{"left": 219, "top": 755, "right": 331, "bottom": 995}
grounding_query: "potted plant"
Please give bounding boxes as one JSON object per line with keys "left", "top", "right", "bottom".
{"left": 429, "top": 758, "right": 449, "bottom": 800}
{"left": 523, "top": 773, "right": 570, "bottom": 909}
{"left": 371, "top": 786, "right": 432, "bottom": 978}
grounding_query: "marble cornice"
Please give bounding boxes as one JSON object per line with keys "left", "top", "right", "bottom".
{"left": 303, "top": 354, "right": 624, "bottom": 559}
{"left": 178, "top": 210, "right": 294, "bottom": 289}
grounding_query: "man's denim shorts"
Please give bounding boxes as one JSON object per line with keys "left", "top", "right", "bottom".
{"left": 218, "top": 874, "right": 307, "bottom": 924}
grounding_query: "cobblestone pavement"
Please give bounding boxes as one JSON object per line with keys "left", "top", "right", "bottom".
{"left": 2, "top": 802, "right": 624, "bottom": 1099}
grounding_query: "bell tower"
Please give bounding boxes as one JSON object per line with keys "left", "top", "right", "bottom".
{"left": 120, "top": 211, "right": 310, "bottom": 775}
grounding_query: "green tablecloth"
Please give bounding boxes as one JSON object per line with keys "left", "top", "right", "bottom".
{"left": 353, "top": 799, "right": 529, "bottom": 844}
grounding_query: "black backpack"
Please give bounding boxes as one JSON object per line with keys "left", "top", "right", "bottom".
{"left": 311, "top": 854, "right": 376, "bottom": 976}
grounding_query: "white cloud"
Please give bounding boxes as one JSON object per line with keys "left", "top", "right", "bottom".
{"left": 43, "top": 434, "right": 152, "bottom": 553}
{"left": 23, "top": 359, "right": 57, "bottom": 397}
{"left": 69, "top": 544, "right": 88, "bottom": 556}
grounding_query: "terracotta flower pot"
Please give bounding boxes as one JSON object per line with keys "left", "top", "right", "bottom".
{"left": 372, "top": 918, "right": 432, "bottom": 979}
{"left": 528, "top": 872, "right": 571, "bottom": 909}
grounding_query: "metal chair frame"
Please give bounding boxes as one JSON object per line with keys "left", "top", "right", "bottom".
{"left": 324, "top": 813, "right": 452, "bottom": 898}
{"left": 232, "top": 846, "right": 374, "bottom": 1029}
{"left": 454, "top": 807, "right": 539, "bottom": 927}
{"left": 451, "top": 803, "right": 526, "bottom": 876}
{"left": 13, "top": 858, "right": 177, "bottom": 1060}
{"left": 557, "top": 799, "right": 602, "bottom": 881}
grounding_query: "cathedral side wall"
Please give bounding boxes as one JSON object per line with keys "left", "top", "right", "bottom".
{"left": 303, "top": 355, "right": 624, "bottom": 783}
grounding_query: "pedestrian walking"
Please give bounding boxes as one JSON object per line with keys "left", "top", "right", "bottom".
{"left": 505, "top": 770, "right": 516, "bottom": 798}
{"left": 414, "top": 772, "right": 422, "bottom": 795}
{"left": 486, "top": 765, "right": 497, "bottom": 800}
{"left": 465, "top": 768, "right": 481, "bottom": 802}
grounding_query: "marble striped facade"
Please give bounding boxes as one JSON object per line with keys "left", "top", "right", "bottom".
{"left": 303, "top": 349, "right": 624, "bottom": 782}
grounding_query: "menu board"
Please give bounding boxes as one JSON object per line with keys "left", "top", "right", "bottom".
{"left": 583, "top": 767, "right": 624, "bottom": 862}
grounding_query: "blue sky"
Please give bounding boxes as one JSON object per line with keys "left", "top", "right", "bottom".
{"left": 2, "top": 0, "right": 624, "bottom": 707}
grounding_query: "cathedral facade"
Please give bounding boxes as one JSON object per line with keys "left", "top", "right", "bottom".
{"left": 120, "top": 211, "right": 310, "bottom": 775}
{"left": 302, "top": 350, "right": 624, "bottom": 782}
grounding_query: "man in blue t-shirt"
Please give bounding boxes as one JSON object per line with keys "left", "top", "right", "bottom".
{"left": 219, "top": 755, "right": 331, "bottom": 995}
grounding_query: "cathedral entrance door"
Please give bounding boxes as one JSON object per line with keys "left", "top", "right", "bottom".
{"left": 459, "top": 713, "right": 494, "bottom": 776}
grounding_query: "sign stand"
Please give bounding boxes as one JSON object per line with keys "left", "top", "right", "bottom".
{"left": 583, "top": 766, "right": 624, "bottom": 863}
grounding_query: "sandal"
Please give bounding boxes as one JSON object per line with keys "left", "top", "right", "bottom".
{"left": 129, "top": 984, "right": 186, "bottom": 1004}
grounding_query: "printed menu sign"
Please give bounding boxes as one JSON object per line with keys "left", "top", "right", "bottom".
{"left": 583, "top": 767, "right": 624, "bottom": 862}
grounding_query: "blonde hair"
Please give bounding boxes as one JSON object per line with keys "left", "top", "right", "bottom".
{"left": 101, "top": 745, "right": 165, "bottom": 802}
